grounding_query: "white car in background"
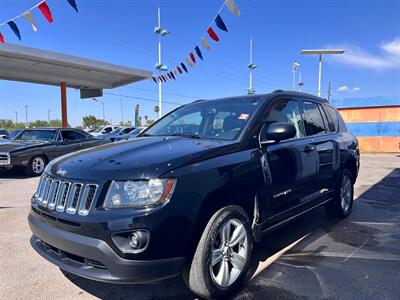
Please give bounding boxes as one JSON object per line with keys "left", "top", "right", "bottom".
{"left": 90, "top": 125, "right": 119, "bottom": 137}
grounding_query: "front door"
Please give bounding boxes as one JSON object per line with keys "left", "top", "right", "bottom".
{"left": 56, "top": 130, "right": 83, "bottom": 156}
{"left": 259, "top": 98, "right": 319, "bottom": 225}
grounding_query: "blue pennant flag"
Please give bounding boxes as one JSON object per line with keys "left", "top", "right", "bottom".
{"left": 66, "top": 0, "right": 79, "bottom": 12}
{"left": 215, "top": 14, "right": 228, "bottom": 32}
{"left": 8, "top": 21, "right": 21, "bottom": 41}
{"left": 195, "top": 46, "right": 203, "bottom": 60}
{"left": 181, "top": 63, "right": 188, "bottom": 73}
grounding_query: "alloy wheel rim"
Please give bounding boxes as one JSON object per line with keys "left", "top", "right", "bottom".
{"left": 32, "top": 157, "right": 45, "bottom": 174}
{"left": 209, "top": 218, "right": 248, "bottom": 288}
{"left": 340, "top": 175, "right": 352, "bottom": 212}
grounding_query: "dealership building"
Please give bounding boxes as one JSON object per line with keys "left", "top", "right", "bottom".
{"left": 331, "top": 96, "right": 400, "bottom": 153}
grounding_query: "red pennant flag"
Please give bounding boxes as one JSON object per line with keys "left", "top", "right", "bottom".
{"left": 0, "top": 32, "right": 5, "bottom": 44}
{"left": 38, "top": 1, "right": 53, "bottom": 23}
{"left": 177, "top": 66, "right": 183, "bottom": 74}
{"left": 190, "top": 52, "right": 196, "bottom": 64}
{"left": 207, "top": 27, "right": 219, "bottom": 42}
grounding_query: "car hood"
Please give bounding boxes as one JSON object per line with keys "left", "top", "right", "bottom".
{"left": 0, "top": 141, "right": 46, "bottom": 152}
{"left": 47, "top": 136, "right": 237, "bottom": 181}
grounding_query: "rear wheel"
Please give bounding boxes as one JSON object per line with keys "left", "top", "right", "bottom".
{"left": 184, "top": 205, "right": 253, "bottom": 299}
{"left": 25, "top": 155, "right": 47, "bottom": 176}
{"left": 325, "top": 169, "right": 354, "bottom": 218}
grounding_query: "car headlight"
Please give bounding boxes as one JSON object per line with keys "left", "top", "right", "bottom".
{"left": 104, "top": 179, "right": 176, "bottom": 209}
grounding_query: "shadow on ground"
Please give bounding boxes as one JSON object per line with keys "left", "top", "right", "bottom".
{"left": 62, "top": 168, "right": 400, "bottom": 300}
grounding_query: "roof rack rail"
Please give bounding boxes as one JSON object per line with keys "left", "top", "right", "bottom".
{"left": 273, "top": 89, "right": 284, "bottom": 93}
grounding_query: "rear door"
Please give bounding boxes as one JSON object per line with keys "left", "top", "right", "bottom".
{"left": 299, "top": 99, "right": 337, "bottom": 199}
{"left": 260, "top": 97, "right": 319, "bottom": 223}
{"left": 57, "top": 130, "right": 85, "bottom": 156}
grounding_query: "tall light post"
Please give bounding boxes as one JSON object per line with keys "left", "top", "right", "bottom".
{"left": 24, "top": 105, "right": 29, "bottom": 128}
{"left": 247, "top": 36, "right": 257, "bottom": 95}
{"left": 292, "top": 61, "right": 300, "bottom": 90}
{"left": 300, "top": 49, "right": 345, "bottom": 97}
{"left": 154, "top": 7, "right": 169, "bottom": 119}
{"left": 14, "top": 111, "right": 18, "bottom": 125}
{"left": 47, "top": 109, "right": 51, "bottom": 124}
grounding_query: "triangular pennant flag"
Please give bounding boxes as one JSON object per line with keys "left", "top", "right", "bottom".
{"left": 190, "top": 52, "right": 196, "bottom": 64}
{"left": 38, "top": 1, "right": 54, "bottom": 23}
{"left": 151, "top": 77, "right": 157, "bottom": 83}
{"left": 173, "top": 69, "right": 178, "bottom": 76}
{"left": 225, "top": 0, "right": 240, "bottom": 16}
{"left": 66, "top": 0, "right": 79, "bottom": 12}
{"left": 207, "top": 27, "right": 219, "bottom": 42}
{"left": 181, "top": 63, "right": 188, "bottom": 73}
{"left": 23, "top": 11, "right": 38, "bottom": 32}
{"left": 171, "top": 72, "right": 176, "bottom": 80}
{"left": 177, "top": 66, "right": 183, "bottom": 74}
{"left": 215, "top": 14, "right": 228, "bottom": 32}
{"left": 167, "top": 73, "right": 172, "bottom": 79}
{"left": 185, "top": 57, "right": 194, "bottom": 67}
{"left": 7, "top": 21, "right": 21, "bottom": 41}
{"left": 200, "top": 37, "right": 211, "bottom": 50}
{"left": 161, "top": 75, "right": 166, "bottom": 82}
{"left": 0, "top": 32, "right": 5, "bottom": 44}
{"left": 195, "top": 46, "right": 203, "bottom": 60}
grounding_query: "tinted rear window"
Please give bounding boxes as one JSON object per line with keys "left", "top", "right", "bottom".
{"left": 302, "top": 101, "right": 327, "bottom": 136}
{"left": 324, "top": 105, "right": 339, "bottom": 132}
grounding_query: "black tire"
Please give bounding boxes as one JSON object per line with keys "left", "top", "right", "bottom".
{"left": 325, "top": 169, "right": 354, "bottom": 218}
{"left": 184, "top": 205, "right": 253, "bottom": 299}
{"left": 25, "top": 155, "right": 47, "bottom": 176}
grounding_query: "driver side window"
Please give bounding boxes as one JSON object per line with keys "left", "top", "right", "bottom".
{"left": 266, "top": 99, "right": 305, "bottom": 139}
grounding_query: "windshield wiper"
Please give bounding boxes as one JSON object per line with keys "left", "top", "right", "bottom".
{"left": 169, "top": 133, "right": 203, "bottom": 139}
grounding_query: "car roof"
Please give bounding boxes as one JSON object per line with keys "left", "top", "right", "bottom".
{"left": 191, "top": 90, "right": 329, "bottom": 105}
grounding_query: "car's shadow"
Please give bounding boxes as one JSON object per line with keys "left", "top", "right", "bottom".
{"left": 0, "top": 168, "right": 32, "bottom": 179}
{"left": 61, "top": 168, "right": 400, "bottom": 300}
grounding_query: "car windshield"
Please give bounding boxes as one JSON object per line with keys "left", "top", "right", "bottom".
{"left": 93, "top": 126, "right": 105, "bottom": 133}
{"left": 110, "top": 127, "right": 123, "bottom": 134}
{"left": 143, "top": 98, "right": 261, "bottom": 140}
{"left": 129, "top": 128, "right": 143, "bottom": 135}
{"left": 14, "top": 130, "right": 56, "bottom": 142}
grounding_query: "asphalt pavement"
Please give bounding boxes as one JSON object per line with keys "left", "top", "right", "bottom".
{"left": 1, "top": 154, "right": 399, "bottom": 299}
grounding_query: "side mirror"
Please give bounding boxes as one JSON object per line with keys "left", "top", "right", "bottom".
{"left": 260, "top": 122, "right": 297, "bottom": 144}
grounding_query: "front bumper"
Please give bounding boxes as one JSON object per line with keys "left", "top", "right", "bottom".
{"left": 28, "top": 213, "right": 185, "bottom": 284}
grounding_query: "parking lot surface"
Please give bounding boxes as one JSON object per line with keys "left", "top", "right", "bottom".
{"left": 1, "top": 154, "right": 399, "bottom": 299}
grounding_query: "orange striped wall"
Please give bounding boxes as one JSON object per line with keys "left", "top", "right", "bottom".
{"left": 338, "top": 106, "right": 400, "bottom": 123}
{"left": 338, "top": 106, "right": 400, "bottom": 153}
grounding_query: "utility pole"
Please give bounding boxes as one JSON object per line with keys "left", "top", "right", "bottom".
{"left": 327, "top": 81, "right": 332, "bottom": 102}
{"left": 14, "top": 111, "right": 18, "bottom": 125}
{"left": 24, "top": 105, "right": 29, "bottom": 128}
{"left": 120, "top": 90, "right": 124, "bottom": 124}
{"left": 47, "top": 109, "right": 51, "bottom": 124}
{"left": 247, "top": 36, "right": 256, "bottom": 95}
{"left": 154, "top": 7, "right": 169, "bottom": 119}
{"left": 292, "top": 61, "right": 300, "bottom": 90}
{"left": 101, "top": 101, "right": 105, "bottom": 121}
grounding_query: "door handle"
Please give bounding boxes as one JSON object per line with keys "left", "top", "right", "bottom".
{"left": 302, "top": 145, "right": 315, "bottom": 153}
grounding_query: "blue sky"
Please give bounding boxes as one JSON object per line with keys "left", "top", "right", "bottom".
{"left": 0, "top": 0, "right": 399, "bottom": 126}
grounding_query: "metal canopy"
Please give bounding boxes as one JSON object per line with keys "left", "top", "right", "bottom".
{"left": 0, "top": 43, "right": 152, "bottom": 89}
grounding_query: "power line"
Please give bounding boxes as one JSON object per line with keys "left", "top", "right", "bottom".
{"left": 124, "top": 85, "right": 200, "bottom": 100}
{"left": 103, "top": 92, "right": 186, "bottom": 106}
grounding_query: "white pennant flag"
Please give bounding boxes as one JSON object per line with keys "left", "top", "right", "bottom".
{"left": 23, "top": 11, "right": 38, "bottom": 32}
{"left": 185, "top": 57, "right": 194, "bottom": 67}
{"left": 225, "top": 0, "right": 240, "bottom": 16}
{"left": 200, "top": 37, "right": 211, "bottom": 51}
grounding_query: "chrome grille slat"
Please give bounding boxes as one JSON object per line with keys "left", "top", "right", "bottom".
{"left": 34, "top": 176, "right": 98, "bottom": 216}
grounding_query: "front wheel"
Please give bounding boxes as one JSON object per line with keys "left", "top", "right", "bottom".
{"left": 25, "top": 155, "right": 47, "bottom": 176}
{"left": 325, "top": 169, "right": 354, "bottom": 218}
{"left": 184, "top": 205, "right": 253, "bottom": 299}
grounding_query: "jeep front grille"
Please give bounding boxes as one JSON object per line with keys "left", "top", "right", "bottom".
{"left": 35, "top": 176, "right": 98, "bottom": 216}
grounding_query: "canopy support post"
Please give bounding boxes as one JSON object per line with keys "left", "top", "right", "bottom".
{"left": 61, "top": 82, "right": 68, "bottom": 128}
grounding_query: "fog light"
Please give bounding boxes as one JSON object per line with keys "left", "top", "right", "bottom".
{"left": 129, "top": 230, "right": 149, "bottom": 250}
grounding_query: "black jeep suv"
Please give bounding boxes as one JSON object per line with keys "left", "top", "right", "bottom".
{"left": 28, "top": 91, "right": 359, "bottom": 299}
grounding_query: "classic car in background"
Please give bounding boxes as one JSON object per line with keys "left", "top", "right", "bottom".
{"left": 97, "top": 126, "right": 136, "bottom": 142}
{"left": 0, "top": 128, "right": 9, "bottom": 139}
{"left": 0, "top": 128, "right": 109, "bottom": 176}
{"left": 90, "top": 125, "right": 119, "bottom": 137}
{"left": 114, "top": 127, "right": 146, "bottom": 141}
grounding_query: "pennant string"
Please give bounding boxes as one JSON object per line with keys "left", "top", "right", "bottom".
{"left": 0, "top": 0, "right": 46, "bottom": 26}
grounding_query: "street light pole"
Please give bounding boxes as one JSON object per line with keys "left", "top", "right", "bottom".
{"left": 154, "top": 7, "right": 169, "bottom": 119}
{"left": 14, "top": 111, "right": 18, "bottom": 125}
{"left": 292, "top": 61, "right": 300, "bottom": 90}
{"left": 247, "top": 36, "right": 256, "bottom": 95}
{"left": 24, "top": 105, "right": 29, "bottom": 128}
{"left": 48, "top": 109, "right": 51, "bottom": 124}
{"left": 300, "top": 49, "right": 345, "bottom": 97}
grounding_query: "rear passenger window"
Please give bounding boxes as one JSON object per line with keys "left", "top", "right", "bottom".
{"left": 324, "top": 105, "right": 339, "bottom": 132}
{"left": 302, "top": 101, "right": 327, "bottom": 136}
{"left": 266, "top": 99, "right": 305, "bottom": 138}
